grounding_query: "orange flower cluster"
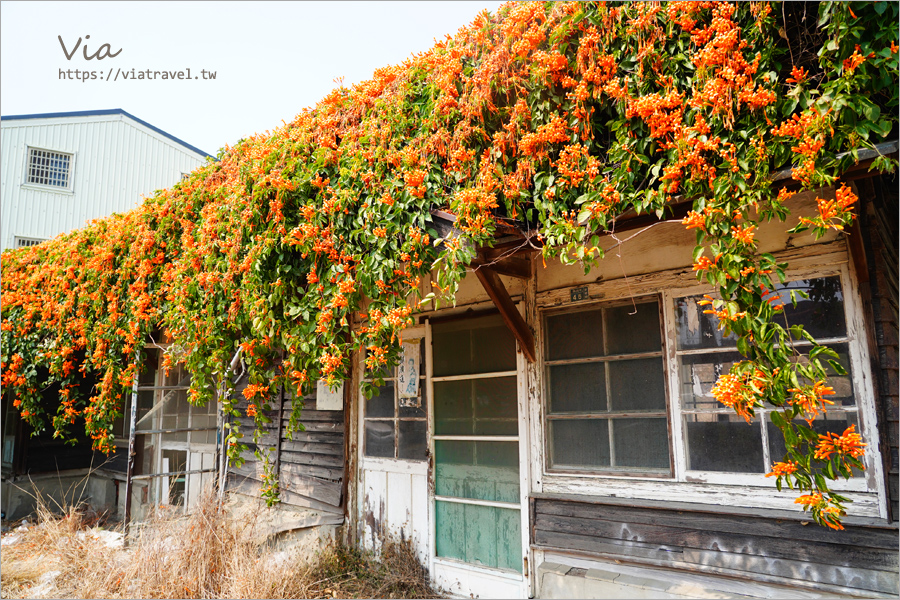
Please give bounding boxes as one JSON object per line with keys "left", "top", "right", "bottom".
{"left": 788, "top": 380, "right": 836, "bottom": 424}
{"left": 798, "top": 183, "right": 858, "bottom": 232}
{"left": 710, "top": 368, "right": 765, "bottom": 422}
{"left": 814, "top": 424, "right": 866, "bottom": 462}
{"left": 765, "top": 460, "right": 798, "bottom": 478}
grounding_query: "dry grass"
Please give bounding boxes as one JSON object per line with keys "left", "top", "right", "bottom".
{"left": 1, "top": 491, "right": 442, "bottom": 599}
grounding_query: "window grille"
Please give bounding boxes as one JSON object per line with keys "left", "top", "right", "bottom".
{"left": 26, "top": 147, "right": 72, "bottom": 188}
{"left": 14, "top": 236, "right": 46, "bottom": 249}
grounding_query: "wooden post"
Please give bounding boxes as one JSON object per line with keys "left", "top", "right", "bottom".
{"left": 123, "top": 349, "right": 141, "bottom": 543}
{"left": 474, "top": 266, "right": 536, "bottom": 362}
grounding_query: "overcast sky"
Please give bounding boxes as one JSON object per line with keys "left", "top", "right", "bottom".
{"left": 0, "top": 1, "right": 504, "bottom": 156}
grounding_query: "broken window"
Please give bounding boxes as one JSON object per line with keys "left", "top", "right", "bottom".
{"left": 675, "top": 276, "right": 861, "bottom": 476}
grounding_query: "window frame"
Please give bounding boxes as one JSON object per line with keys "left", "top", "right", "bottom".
{"left": 22, "top": 146, "right": 75, "bottom": 192}
{"left": 538, "top": 262, "right": 884, "bottom": 505}
{"left": 541, "top": 295, "right": 675, "bottom": 478}
{"left": 360, "top": 326, "right": 429, "bottom": 463}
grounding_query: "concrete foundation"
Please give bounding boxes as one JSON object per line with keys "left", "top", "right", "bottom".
{"left": 1, "top": 469, "right": 118, "bottom": 521}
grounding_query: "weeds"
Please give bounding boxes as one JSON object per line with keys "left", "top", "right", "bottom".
{"left": 1, "top": 490, "right": 442, "bottom": 599}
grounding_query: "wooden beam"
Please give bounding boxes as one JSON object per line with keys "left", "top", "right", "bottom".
{"left": 474, "top": 266, "right": 536, "bottom": 362}
{"left": 471, "top": 255, "right": 532, "bottom": 279}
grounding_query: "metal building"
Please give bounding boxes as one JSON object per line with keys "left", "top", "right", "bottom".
{"left": 0, "top": 109, "right": 210, "bottom": 251}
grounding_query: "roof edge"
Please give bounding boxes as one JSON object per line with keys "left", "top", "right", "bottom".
{"left": 0, "top": 108, "right": 213, "bottom": 159}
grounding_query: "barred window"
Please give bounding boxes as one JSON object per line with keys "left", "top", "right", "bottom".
{"left": 26, "top": 147, "right": 72, "bottom": 189}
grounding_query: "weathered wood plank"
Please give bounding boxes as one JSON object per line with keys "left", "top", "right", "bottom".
{"left": 533, "top": 498, "right": 898, "bottom": 550}
{"left": 226, "top": 473, "right": 342, "bottom": 512}
{"left": 534, "top": 529, "right": 898, "bottom": 597}
{"left": 231, "top": 457, "right": 343, "bottom": 484}
{"left": 533, "top": 510, "right": 899, "bottom": 572}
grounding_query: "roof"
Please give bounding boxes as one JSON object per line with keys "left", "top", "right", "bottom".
{"left": 0, "top": 108, "right": 212, "bottom": 158}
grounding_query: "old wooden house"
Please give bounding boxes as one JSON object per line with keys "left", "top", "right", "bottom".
{"left": 223, "top": 156, "right": 898, "bottom": 598}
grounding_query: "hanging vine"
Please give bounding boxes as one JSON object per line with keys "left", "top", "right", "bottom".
{"left": 1, "top": 1, "right": 897, "bottom": 527}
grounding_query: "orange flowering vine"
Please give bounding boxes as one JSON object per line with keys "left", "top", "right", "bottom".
{"left": 1, "top": 2, "right": 896, "bottom": 519}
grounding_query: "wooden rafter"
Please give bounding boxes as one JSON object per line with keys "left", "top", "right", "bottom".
{"left": 474, "top": 265, "right": 536, "bottom": 363}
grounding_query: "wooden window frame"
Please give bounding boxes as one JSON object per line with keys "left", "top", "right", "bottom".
{"left": 535, "top": 258, "right": 888, "bottom": 518}
{"left": 360, "top": 327, "right": 428, "bottom": 463}
{"left": 541, "top": 295, "right": 675, "bottom": 478}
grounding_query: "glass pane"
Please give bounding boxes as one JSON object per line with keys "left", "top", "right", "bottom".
{"left": 774, "top": 277, "right": 846, "bottom": 339}
{"left": 162, "top": 363, "right": 191, "bottom": 388}
{"left": 364, "top": 420, "right": 394, "bottom": 458}
{"left": 549, "top": 419, "right": 610, "bottom": 468}
{"left": 768, "top": 412, "right": 862, "bottom": 476}
{"left": 435, "top": 501, "right": 522, "bottom": 572}
{"left": 685, "top": 414, "right": 764, "bottom": 473}
{"left": 398, "top": 420, "right": 427, "bottom": 460}
{"left": 824, "top": 343, "right": 855, "bottom": 407}
{"left": 675, "top": 296, "right": 738, "bottom": 350}
{"left": 366, "top": 381, "right": 394, "bottom": 418}
{"left": 606, "top": 301, "right": 661, "bottom": 355}
{"left": 612, "top": 418, "right": 670, "bottom": 469}
{"left": 161, "top": 450, "right": 187, "bottom": 505}
{"left": 160, "top": 390, "right": 189, "bottom": 441}
{"left": 679, "top": 351, "right": 744, "bottom": 411}
{"left": 546, "top": 309, "right": 603, "bottom": 360}
{"left": 547, "top": 363, "right": 606, "bottom": 414}
{"left": 434, "top": 377, "right": 517, "bottom": 436}
{"left": 608, "top": 358, "right": 666, "bottom": 411}
{"left": 433, "top": 314, "right": 516, "bottom": 376}
{"left": 434, "top": 440, "right": 519, "bottom": 503}
{"left": 399, "top": 376, "right": 427, "bottom": 417}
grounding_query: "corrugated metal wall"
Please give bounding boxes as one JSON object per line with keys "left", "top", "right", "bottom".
{"left": 1, "top": 113, "right": 207, "bottom": 250}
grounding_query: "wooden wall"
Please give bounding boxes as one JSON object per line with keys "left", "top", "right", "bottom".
{"left": 531, "top": 495, "right": 899, "bottom": 597}
{"left": 858, "top": 173, "right": 899, "bottom": 520}
{"left": 227, "top": 377, "right": 346, "bottom": 517}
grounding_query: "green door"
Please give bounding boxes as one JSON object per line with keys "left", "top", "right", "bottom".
{"left": 431, "top": 313, "right": 523, "bottom": 573}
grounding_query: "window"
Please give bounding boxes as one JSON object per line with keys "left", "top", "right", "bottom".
{"left": 675, "top": 275, "right": 861, "bottom": 478}
{"left": 14, "top": 236, "right": 46, "bottom": 249}
{"left": 362, "top": 338, "right": 427, "bottom": 460}
{"left": 544, "top": 299, "right": 670, "bottom": 473}
{"left": 25, "top": 147, "right": 73, "bottom": 189}
{"left": 541, "top": 272, "right": 875, "bottom": 493}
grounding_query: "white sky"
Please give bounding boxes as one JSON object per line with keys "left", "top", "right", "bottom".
{"left": 0, "top": 1, "right": 505, "bottom": 156}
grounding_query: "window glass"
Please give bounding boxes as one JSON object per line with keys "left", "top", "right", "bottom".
{"left": 433, "top": 314, "right": 516, "bottom": 376}
{"left": 605, "top": 302, "right": 661, "bottom": 355}
{"left": 544, "top": 297, "right": 670, "bottom": 473}
{"left": 434, "top": 440, "right": 519, "bottom": 503}
{"left": 547, "top": 309, "right": 604, "bottom": 360}
{"left": 434, "top": 376, "right": 517, "bottom": 436}
{"left": 675, "top": 276, "right": 856, "bottom": 475}
{"left": 435, "top": 502, "right": 522, "bottom": 572}
{"left": 548, "top": 363, "right": 606, "bottom": 413}
{"left": 362, "top": 341, "right": 427, "bottom": 460}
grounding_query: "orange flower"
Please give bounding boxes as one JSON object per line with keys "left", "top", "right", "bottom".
{"left": 765, "top": 461, "right": 798, "bottom": 478}
{"left": 788, "top": 381, "right": 836, "bottom": 423}
{"left": 681, "top": 211, "right": 705, "bottom": 231}
{"left": 786, "top": 65, "right": 808, "bottom": 84}
{"left": 843, "top": 45, "right": 866, "bottom": 73}
{"left": 814, "top": 424, "right": 866, "bottom": 462}
{"left": 711, "top": 372, "right": 760, "bottom": 423}
{"left": 730, "top": 224, "right": 756, "bottom": 245}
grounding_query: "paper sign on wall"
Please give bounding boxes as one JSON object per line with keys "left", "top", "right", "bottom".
{"left": 397, "top": 340, "right": 420, "bottom": 404}
{"left": 316, "top": 379, "right": 344, "bottom": 411}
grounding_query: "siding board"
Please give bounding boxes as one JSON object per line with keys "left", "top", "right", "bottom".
{"left": 532, "top": 497, "right": 899, "bottom": 596}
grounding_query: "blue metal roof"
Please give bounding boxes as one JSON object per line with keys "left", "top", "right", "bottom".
{"left": 0, "top": 108, "right": 212, "bottom": 158}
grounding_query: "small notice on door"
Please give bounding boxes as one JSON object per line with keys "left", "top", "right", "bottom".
{"left": 397, "top": 340, "right": 420, "bottom": 405}
{"left": 316, "top": 380, "right": 344, "bottom": 411}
